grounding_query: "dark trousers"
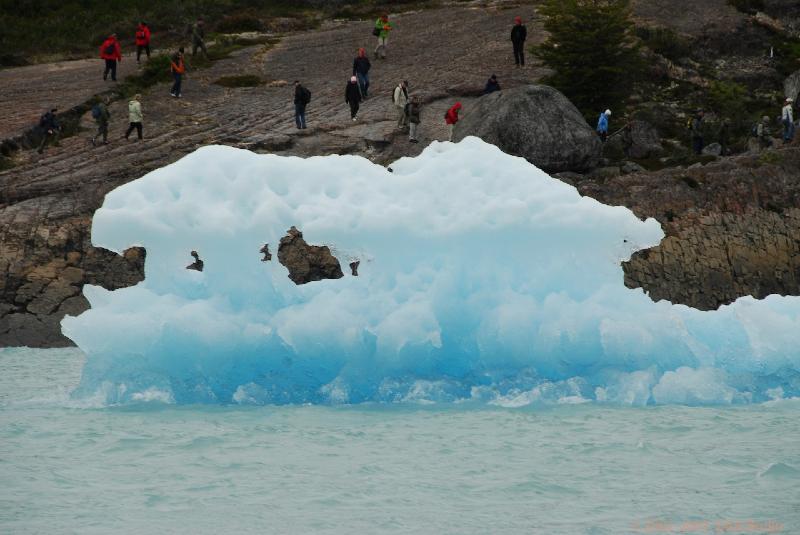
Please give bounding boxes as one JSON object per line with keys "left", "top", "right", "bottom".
{"left": 513, "top": 42, "right": 525, "bottom": 65}
{"left": 692, "top": 136, "right": 704, "bottom": 155}
{"left": 349, "top": 102, "right": 360, "bottom": 119}
{"left": 125, "top": 122, "right": 143, "bottom": 140}
{"left": 295, "top": 104, "right": 307, "bottom": 129}
{"left": 356, "top": 72, "right": 370, "bottom": 97}
{"left": 171, "top": 73, "right": 182, "bottom": 96}
{"left": 37, "top": 130, "right": 58, "bottom": 153}
{"left": 192, "top": 40, "right": 207, "bottom": 57}
{"left": 784, "top": 119, "right": 796, "bottom": 142}
{"left": 136, "top": 44, "right": 151, "bottom": 62}
{"left": 94, "top": 122, "right": 108, "bottom": 143}
{"left": 103, "top": 59, "right": 117, "bottom": 81}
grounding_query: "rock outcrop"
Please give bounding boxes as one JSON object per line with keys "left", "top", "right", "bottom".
{"left": 453, "top": 85, "right": 602, "bottom": 173}
{"left": 277, "top": 227, "right": 343, "bottom": 285}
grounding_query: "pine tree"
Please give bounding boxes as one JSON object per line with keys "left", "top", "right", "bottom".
{"left": 535, "top": 0, "right": 641, "bottom": 119}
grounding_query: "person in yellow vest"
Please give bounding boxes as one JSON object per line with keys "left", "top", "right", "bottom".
{"left": 374, "top": 14, "right": 392, "bottom": 59}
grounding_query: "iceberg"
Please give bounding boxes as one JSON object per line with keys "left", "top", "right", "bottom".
{"left": 62, "top": 137, "right": 800, "bottom": 405}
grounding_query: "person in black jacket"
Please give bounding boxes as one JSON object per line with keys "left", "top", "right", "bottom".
{"left": 37, "top": 108, "right": 60, "bottom": 154}
{"left": 485, "top": 74, "right": 501, "bottom": 94}
{"left": 511, "top": 16, "right": 527, "bottom": 66}
{"left": 293, "top": 81, "right": 310, "bottom": 129}
{"left": 345, "top": 76, "right": 362, "bottom": 121}
{"left": 352, "top": 47, "right": 371, "bottom": 98}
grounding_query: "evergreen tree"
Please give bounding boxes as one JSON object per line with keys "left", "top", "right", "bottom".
{"left": 535, "top": 0, "right": 641, "bottom": 119}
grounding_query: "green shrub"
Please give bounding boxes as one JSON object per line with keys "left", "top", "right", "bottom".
{"left": 214, "top": 74, "right": 263, "bottom": 87}
{"left": 635, "top": 26, "right": 691, "bottom": 62}
{"left": 216, "top": 10, "right": 266, "bottom": 33}
{"left": 727, "top": 0, "right": 765, "bottom": 14}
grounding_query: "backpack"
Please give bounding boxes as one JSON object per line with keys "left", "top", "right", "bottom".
{"left": 302, "top": 87, "right": 311, "bottom": 104}
{"left": 686, "top": 117, "right": 693, "bottom": 131}
{"left": 104, "top": 42, "right": 115, "bottom": 56}
{"left": 91, "top": 104, "right": 102, "bottom": 120}
{"left": 372, "top": 27, "right": 381, "bottom": 37}
{"left": 751, "top": 124, "right": 759, "bottom": 137}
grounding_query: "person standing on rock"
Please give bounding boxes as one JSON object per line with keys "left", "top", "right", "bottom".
{"left": 345, "top": 76, "right": 362, "bottom": 121}
{"left": 135, "top": 22, "right": 151, "bottom": 64}
{"left": 718, "top": 119, "right": 730, "bottom": 156}
{"left": 125, "top": 94, "right": 144, "bottom": 141}
{"left": 294, "top": 81, "right": 311, "bottom": 129}
{"left": 353, "top": 48, "right": 371, "bottom": 98}
{"left": 170, "top": 48, "right": 185, "bottom": 98}
{"left": 691, "top": 110, "right": 705, "bottom": 155}
{"left": 192, "top": 18, "right": 208, "bottom": 59}
{"left": 100, "top": 34, "right": 122, "bottom": 82}
{"left": 374, "top": 15, "right": 392, "bottom": 59}
{"left": 393, "top": 80, "right": 409, "bottom": 129}
{"left": 445, "top": 102, "right": 462, "bottom": 142}
{"left": 485, "top": 74, "right": 501, "bottom": 94}
{"left": 36, "top": 108, "right": 60, "bottom": 154}
{"left": 757, "top": 116, "right": 773, "bottom": 149}
{"left": 407, "top": 96, "right": 422, "bottom": 143}
{"left": 511, "top": 16, "right": 527, "bottom": 67}
{"left": 597, "top": 109, "right": 611, "bottom": 142}
{"left": 782, "top": 97, "right": 795, "bottom": 144}
{"left": 91, "top": 97, "right": 111, "bottom": 146}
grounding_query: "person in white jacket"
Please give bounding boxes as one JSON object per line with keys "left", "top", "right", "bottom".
{"left": 393, "top": 80, "right": 409, "bottom": 129}
{"left": 125, "top": 94, "right": 144, "bottom": 141}
{"left": 782, "top": 97, "right": 795, "bottom": 144}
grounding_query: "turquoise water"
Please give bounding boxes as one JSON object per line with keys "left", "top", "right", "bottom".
{"left": 1, "top": 348, "right": 799, "bottom": 534}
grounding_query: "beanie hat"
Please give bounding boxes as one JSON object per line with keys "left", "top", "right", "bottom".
{"left": 604, "top": 109, "right": 612, "bottom": 115}
{"left": 350, "top": 76, "right": 357, "bottom": 82}
{"left": 514, "top": 16, "right": 522, "bottom": 23}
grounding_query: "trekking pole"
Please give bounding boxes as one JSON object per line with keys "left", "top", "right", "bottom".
{"left": 606, "top": 126, "right": 627, "bottom": 140}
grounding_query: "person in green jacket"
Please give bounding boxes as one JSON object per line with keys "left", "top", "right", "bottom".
{"left": 91, "top": 97, "right": 111, "bottom": 146}
{"left": 374, "top": 14, "right": 392, "bottom": 59}
{"left": 125, "top": 94, "right": 144, "bottom": 140}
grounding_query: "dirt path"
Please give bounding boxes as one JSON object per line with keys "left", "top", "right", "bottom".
{"left": 0, "top": 2, "right": 545, "bottom": 347}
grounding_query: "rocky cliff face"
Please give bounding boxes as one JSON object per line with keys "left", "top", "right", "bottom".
{"left": 576, "top": 147, "right": 800, "bottom": 310}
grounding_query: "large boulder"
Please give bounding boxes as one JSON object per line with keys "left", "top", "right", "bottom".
{"left": 453, "top": 85, "right": 602, "bottom": 173}
{"left": 605, "top": 119, "right": 664, "bottom": 160}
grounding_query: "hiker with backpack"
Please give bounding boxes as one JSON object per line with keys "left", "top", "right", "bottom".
{"left": 170, "top": 48, "right": 185, "bottom": 97}
{"left": 36, "top": 108, "right": 60, "bottom": 154}
{"left": 192, "top": 18, "right": 208, "bottom": 58}
{"left": 353, "top": 48, "right": 371, "bottom": 98}
{"left": 597, "top": 109, "right": 611, "bottom": 142}
{"left": 511, "top": 16, "right": 527, "bottom": 67}
{"left": 374, "top": 15, "right": 392, "bottom": 59}
{"left": 91, "top": 97, "right": 111, "bottom": 146}
{"left": 345, "top": 76, "right": 362, "bottom": 121}
{"left": 100, "top": 34, "right": 122, "bottom": 81}
{"left": 135, "top": 22, "right": 151, "bottom": 64}
{"left": 294, "top": 81, "right": 311, "bottom": 129}
{"left": 393, "top": 80, "right": 409, "bottom": 129}
{"left": 756, "top": 116, "right": 773, "bottom": 149}
{"left": 782, "top": 97, "right": 795, "bottom": 144}
{"left": 125, "top": 94, "right": 144, "bottom": 141}
{"left": 445, "top": 102, "right": 462, "bottom": 142}
{"left": 407, "top": 96, "right": 422, "bottom": 143}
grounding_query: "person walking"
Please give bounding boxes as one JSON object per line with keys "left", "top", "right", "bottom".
{"left": 345, "top": 76, "right": 362, "bottom": 121}
{"left": 125, "top": 94, "right": 144, "bottom": 141}
{"left": 782, "top": 97, "right": 795, "bottom": 144}
{"left": 484, "top": 74, "right": 501, "bottom": 94}
{"left": 36, "top": 108, "right": 60, "bottom": 154}
{"left": 192, "top": 18, "right": 208, "bottom": 58}
{"left": 511, "top": 16, "right": 527, "bottom": 67}
{"left": 170, "top": 48, "right": 185, "bottom": 97}
{"left": 719, "top": 119, "right": 730, "bottom": 156}
{"left": 393, "top": 80, "right": 409, "bottom": 129}
{"left": 691, "top": 110, "right": 705, "bottom": 155}
{"left": 597, "top": 109, "right": 611, "bottom": 142}
{"left": 353, "top": 48, "right": 371, "bottom": 98}
{"left": 100, "top": 34, "right": 122, "bottom": 81}
{"left": 407, "top": 96, "right": 422, "bottom": 143}
{"left": 445, "top": 102, "right": 462, "bottom": 142}
{"left": 91, "top": 97, "right": 111, "bottom": 146}
{"left": 135, "top": 22, "right": 151, "bottom": 64}
{"left": 374, "top": 15, "right": 392, "bottom": 59}
{"left": 294, "top": 81, "right": 311, "bottom": 129}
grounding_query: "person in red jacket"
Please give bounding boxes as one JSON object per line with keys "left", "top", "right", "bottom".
{"left": 100, "top": 34, "right": 122, "bottom": 81}
{"left": 135, "top": 22, "right": 151, "bottom": 63}
{"left": 445, "top": 102, "right": 462, "bottom": 141}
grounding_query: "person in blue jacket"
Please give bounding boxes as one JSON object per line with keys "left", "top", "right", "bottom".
{"left": 597, "top": 109, "right": 611, "bottom": 142}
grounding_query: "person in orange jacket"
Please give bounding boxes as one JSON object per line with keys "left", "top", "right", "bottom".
{"left": 135, "top": 22, "right": 151, "bottom": 63}
{"left": 100, "top": 34, "right": 122, "bottom": 81}
{"left": 170, "top": 48, "right": 186, "bottom": 98}
{"left": 445, "top": 102, "right": 462, "bottom": 141}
